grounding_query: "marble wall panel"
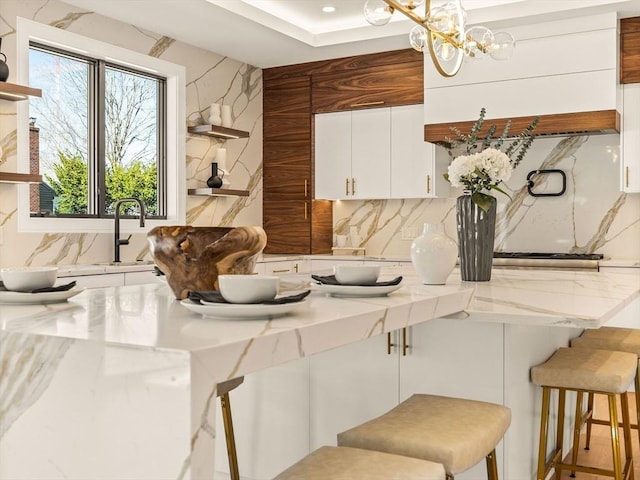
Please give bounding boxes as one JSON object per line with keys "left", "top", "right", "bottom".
{"left": 335, "top": 134, "right": 640, "bottom": 260}
{"left": 0, "top": 0, "right": 263, "bottom": 268}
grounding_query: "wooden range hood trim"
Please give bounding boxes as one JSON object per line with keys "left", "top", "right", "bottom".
{"left": 424, "top": 110, "right": 620, "bottom": 146}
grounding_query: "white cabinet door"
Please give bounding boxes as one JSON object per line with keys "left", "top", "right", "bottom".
{"left": 351, "top": 108, "right": 391, "bottom": 199}
{"left": 622, "top": 83, "right": 640, "bottom": 193}
{"left": 309, "top": 333, "right": 399, "bottom": 450}
{"left": 315, "top": 111, "right": 352, "bottom": 200}
{"left": 391, "top": 104, "right": 450, "bottom": 199}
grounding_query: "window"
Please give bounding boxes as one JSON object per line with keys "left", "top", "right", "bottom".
{"left": 17, "top": 18, "right": 185, "bottom": 233}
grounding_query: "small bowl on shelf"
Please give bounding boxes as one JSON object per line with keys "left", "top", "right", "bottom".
{"left": 218, "top": 274, "right": 280, "bottom": 304}
{"left": 334, "top": 264, "right": 380, "bottom": 285}
{"left": 0, "top": 266, "right": 58, "bottom": 292}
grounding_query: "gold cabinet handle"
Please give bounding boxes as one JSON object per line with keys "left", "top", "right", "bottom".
{"left": 625, "top": 166, "right": 630, "bottom": 188}
{"left": 387, "top": 332, "right": 395, "bottom": 355}
{"left": 402, "top": 327, "right": 409, "bottom": 356}
{"left": 345, "top": 178, "right": 350, "bottom": 196}
{"left": 351, "top": 178, "right": 356, "bottom": 196}
{"left": 294, "top": 263, "right": 299, "bottom": 273}
{"left": 426, "top": 175, "right": 431, "bottom": 194}
{"left": 272, "top": 268, "right": 291, "bottom": 273}
{"left": 304, "top": 179, "right": 308, "bottom": 197}
{"left": 304, "top": 201, "right": 308, "bottom": 220}
{"left": 350, "top": 101, "right": 385, "bottom": 108}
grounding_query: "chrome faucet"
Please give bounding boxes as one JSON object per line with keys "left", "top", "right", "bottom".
{"left": 113, "top": 198, "right": 146, "bottom": 264}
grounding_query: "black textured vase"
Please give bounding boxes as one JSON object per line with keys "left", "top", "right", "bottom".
{"left": 0, "top": 53, "right": 9, "bottom": 82}
{"left": 206, "top": 162, "right": 223, "bottom": 188}
{"left": 456, "top": 194, "right": 497, "bottom": 281}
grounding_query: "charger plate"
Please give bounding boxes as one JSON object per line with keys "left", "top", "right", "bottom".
{"left": 313, "top": 283, "right": 402, "bottom": 298}
{"left": 180, "top": 298, "right": 306, "bottom": 320}
{"left": 0, "top": 288, "right": 83, "bottom": 304}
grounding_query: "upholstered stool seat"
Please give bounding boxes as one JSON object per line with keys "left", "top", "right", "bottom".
{"left": 337, "top": 394, "right": 511, "bottom": 479}
{"left": 273, "top": 446, "right": 447, "bottom": 480}
{"left": 571, "top": 326, "right": 640, "bottom": 444}
{"left": 531, "top": 347, "right": 636, "bottom": 480}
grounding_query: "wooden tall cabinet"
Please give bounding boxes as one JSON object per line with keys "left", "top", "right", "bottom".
{"left": 263, "top": 74, "right": 332, "bottom": 254}
{"left": 262, "top": 48, "right": 422, "bottom": 254}
{"left": 621, "top": 17, "right": 640, "bottom": 84}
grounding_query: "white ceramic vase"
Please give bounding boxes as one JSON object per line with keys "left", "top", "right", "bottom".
{"left": 208, "top": 103, "right": 221, "bottom": 126}
{"left": 410, "top": 223, "right": 458, "bottom": 285}
{"left": 221, "top": 105, "right": 232, "bottom": 127}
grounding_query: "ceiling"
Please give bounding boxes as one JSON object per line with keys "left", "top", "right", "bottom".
{"left": 62, "top": 0, "right": 640, "bottom": 68}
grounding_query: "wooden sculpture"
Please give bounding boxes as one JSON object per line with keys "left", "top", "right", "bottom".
{"left": 147, "top": 225, "right": 267, "bottom": 299}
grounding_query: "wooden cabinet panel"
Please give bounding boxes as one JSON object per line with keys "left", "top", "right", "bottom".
{"left": 621, "top": 17, "right": 640, "bottom": 84}
{"left": 312, "top": 62, "right": 423, "bottom": 113}
{"left": 264, "top": 76, "right": 311, "bottom": 113}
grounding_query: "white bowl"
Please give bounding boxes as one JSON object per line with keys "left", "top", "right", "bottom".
{"left": 334, "top": 264, "right": 380, "bottom": 285}
{"left": 218, "top": 274, "right": 279, "bottom": 304}
{"left": 1, "top": 266, "right": 58, "bottom": 292}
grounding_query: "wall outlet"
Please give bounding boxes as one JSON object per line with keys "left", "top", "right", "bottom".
{"left": 401, "top": 226, "right": 418, "bottom": 240}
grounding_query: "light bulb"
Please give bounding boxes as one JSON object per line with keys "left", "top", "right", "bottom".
{"left": 434, "top": 37, "right": 457, "bottom": 61}
{"left": 409, "top": 25, "right": 427, "bottom": 52}
{"left": 464, "top": 26, "right": 494, "bottom": 59}
{"left": 489, "top": 31, "right": 516, "bottom": 61}
{"left": 426, "top": 6, "right": 451, "bottom": 33}
{"left": 363, "top": 0, "right": 393, "bottom": 26}
{"left": 399, "top": 0, "right": 425, "bottom": 9}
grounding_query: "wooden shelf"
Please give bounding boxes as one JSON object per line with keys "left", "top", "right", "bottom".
{"left": 0, "top": 81, "right": 42, "bottom": 101}
{"left": 0, "top": 172, "right": 42, "bottom": 184}
{"left": 188, "top": 187, "right": 249, "bottom": 197}
{"left": 187, "top": 125, "right": 249, "bottom": 139}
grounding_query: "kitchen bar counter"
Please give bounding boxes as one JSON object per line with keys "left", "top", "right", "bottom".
{"left": 1, "top": 266, "right": 638, "bottom": 479}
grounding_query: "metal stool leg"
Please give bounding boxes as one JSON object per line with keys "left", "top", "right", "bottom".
{"left": 485, "top": 449, "right": 499, "bottom": 480}
{"left": 537, "top": 387, "right": 552, "bottom": 480}
{"left": 570, "top": 391, "right": 584, "bottom": 477}
{"left": 620, "top": 392, "right": 635, "bottom": 480}
{"left": 555, "top": 389, "right": 566, "bottom": 480}
{"left": 607, "top": 394, "right": 623, "bottom": 480}
{"left": 220, "top": 392, "right": 240, "bottom": 480}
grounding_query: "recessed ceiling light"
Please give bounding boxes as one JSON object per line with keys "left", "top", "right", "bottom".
{"left": 322, "top": 6, "right": 336, "bottom": 13}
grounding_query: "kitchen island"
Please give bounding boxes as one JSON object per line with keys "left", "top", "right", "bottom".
{"left": 1, "top": 266, "right": 638, "bottom": 480}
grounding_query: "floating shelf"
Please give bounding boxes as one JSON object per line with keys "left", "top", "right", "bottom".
{"left": 188, "top": 187, "right": 249, "bottom": 197}
{"left": 0, "top": 81, "right": 42, "bottom": 101}
{"left": 187, "top": 124, "right": 250, "bottom": 139}
{"left": 0, "top": 172, "right": 43, "bottom": 184}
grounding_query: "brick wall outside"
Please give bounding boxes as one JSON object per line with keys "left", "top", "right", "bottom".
{"left": 29, "top": 125, "right": 39, "bottom": 212}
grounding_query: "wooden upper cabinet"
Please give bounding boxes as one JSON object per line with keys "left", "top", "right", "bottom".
{"left": 312, "top": 61, "right": 423, "bottom": 113}
{"left": 621, "top": 17, "right": 640, "bottom": 84}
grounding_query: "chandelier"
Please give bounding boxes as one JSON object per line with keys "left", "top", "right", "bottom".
{"left": 363, "top": 0, "right": 515, "bottom": 77}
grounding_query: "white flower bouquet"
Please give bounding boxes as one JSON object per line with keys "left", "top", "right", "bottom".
{"left": 444, "top": 108, "right": 539, "bottom": 212}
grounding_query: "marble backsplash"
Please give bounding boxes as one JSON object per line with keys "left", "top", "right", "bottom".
{"left": 335, "top": 134, "right": 640, "bottom": 260}
{"left": 0, "top": 0, "right": 263, "bottom": 268}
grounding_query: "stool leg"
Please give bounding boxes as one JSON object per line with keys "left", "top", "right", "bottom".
{"left": 485, "top": 449, "right": 499, "bottom": 480}
{"left": 607, "top": 394, "right": 623, "bottom": 480}
{"left": 585, "top": 392, "right": 595, "bottom": 450}
{"left": 537, "top": 387, "right": 551, "bottom": 480}
{"left": 620, "top": 392, "right": 635, "bottom": 480}
{"left": 220, "top": 392, "right": 240, "bottom": 480}
{"left": 555, "top": 389, "right": 566, "bottom": 480}
{"left": 570, "top": 391, "right": 584, "bottom": 477}
{"left": 635, "top": 368, "right": 640, "bottom": 446}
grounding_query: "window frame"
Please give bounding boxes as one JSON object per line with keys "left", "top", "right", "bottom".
{"left": 16, "top": 17, "right": 186, "bottom": 234}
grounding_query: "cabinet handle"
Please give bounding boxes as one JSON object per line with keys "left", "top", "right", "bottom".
{"left": 304, "top": 201, "right": 308, "bottom": 220}
{"left": 345, "top": 178, "right": 350, "bottom": 196}
{"left": 350, "top": 101, "right": 385, "bottom": 108}
{"left": 426, "top": 175, "right": 431, "bottom": 194}
{"left": 351, "top": 178, "right": 356, "bottom": 196}
{"left": 272, "top": 269, "right": 291, "bottom": 273}
{"left": 294, "top": 263, "right": 299, "bottom": 273}
{"left": 402, "top": 327, "right": 409, "bottom": 356}
{"left": 304, "top": 179, "right": 308, "bottom": 197}
{"left": 625, "top": 166, "right": 630, "bottom": 188}
{"left": 387, "top": 332, "right": 395, "bottom": 355}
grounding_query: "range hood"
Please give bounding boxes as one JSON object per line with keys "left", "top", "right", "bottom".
{"left": 424, "top": 110, "right": 620, "bottom": 147}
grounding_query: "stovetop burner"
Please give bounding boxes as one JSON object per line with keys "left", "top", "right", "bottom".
{"left": 493, "top": 252, "right": 604, "bottom": 260}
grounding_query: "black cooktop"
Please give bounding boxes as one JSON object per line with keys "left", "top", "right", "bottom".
{"left": 493, "top": 252, "right": 604, "bottom": 260}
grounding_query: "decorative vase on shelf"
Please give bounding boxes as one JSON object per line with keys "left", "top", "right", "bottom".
{"left": 0, "top": 38, "right": 9, "bottom": 82}
{"left": 206, "top": 162, "right": 223, "bottom": 188}
{"left": 456, "top": 194, "right": 497, "bottom": 281}
{"left": 221, "top": 105, "right": 232, "bottom": 127}
{"left": 410, "top": 223, "right": 458, "bottom": 285}
{"left": 208, "top": 103, "right": 221, "bottom": 126}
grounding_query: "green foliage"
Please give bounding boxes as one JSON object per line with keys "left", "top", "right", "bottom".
{"left": 445, "top": 107, "right": 539, "bottom": 166}
{"left": 48, "top": 152, "right": 157, "bottom": 215}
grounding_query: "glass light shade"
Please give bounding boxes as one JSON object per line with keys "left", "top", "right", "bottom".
{"left": 363, "top": 0, "right": 393, "bottom": 26}
{"left": 489, "top": 31, "right": 516, "bottom": 61}
{"left": 464, "top": 26, "right": 494, "bottom": 59}
{"left": 433, "top": 36, "right": 457, "bottom": 61}
{"left": 409, "top": 25, "right": 427, "bottom": 52}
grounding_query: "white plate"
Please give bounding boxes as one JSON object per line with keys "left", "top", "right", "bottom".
{"left": 0, "top": 288, "right": 83, "bottom": 304}
{"left": 180, "top": 299, "right": 306, "bottom": 319}
{"left": 313, "top": 283, "right": 402, "bottom": 298}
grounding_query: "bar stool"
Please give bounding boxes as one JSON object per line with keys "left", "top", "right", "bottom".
{"left": 217, "top": 377, "right": 244, "bottom": 480}
{"left": 571, "top": 326, "right": 640, "bottom": 445}
{"left": 273, "top": 445, "right": 447, "bottom": 480}
{"left": 336, "top": 394, "right": 511, "bottom": 480}
{"left": 531, "top": 347, "right": 636, "bottom": 480}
